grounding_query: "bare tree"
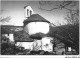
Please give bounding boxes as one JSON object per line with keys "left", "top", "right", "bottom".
{"left": 65, "top": 9, "right": 79, "bottom": 25}
{"left": 39, "top": 1, "right": 79, "bottom": 25}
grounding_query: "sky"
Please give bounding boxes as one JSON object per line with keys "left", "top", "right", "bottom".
{"left": 0, "top": 1, "right": 79, "bottom": 26}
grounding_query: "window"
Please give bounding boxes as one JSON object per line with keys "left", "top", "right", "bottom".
{"left": 30, "top": 10, "right": 32, "bottom": 16}
{"left": 27, "top": 9, "right": 29, "bottom": 16}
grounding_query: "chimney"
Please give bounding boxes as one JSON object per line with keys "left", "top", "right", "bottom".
{"left": 24, "top": 6, "right": 34, "bottom": 18}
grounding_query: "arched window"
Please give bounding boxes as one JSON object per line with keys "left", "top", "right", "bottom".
{"left": 30, "top": 10, "right": 32, "bottom": 16}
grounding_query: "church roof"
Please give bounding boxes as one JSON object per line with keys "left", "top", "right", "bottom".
{"left": 23, "top": 14, "right": 50, "bottom": 27}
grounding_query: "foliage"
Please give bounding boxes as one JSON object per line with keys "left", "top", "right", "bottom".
{"left": 49, "top": 24, "right": 79, "bottom": 53}
{"left": 14, "top": 31, "right": 34, "bottom": 42}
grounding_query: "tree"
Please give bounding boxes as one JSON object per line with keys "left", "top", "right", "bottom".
{"left": 65, "top": 9, "right": 79, "bottom": 25}
{"left": 39, "top": 1, "right": 79, "bottom": 25}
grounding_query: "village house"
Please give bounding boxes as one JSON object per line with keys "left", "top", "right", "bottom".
{"left": 1, "top": 25, "right": 23, "bottom": 43}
